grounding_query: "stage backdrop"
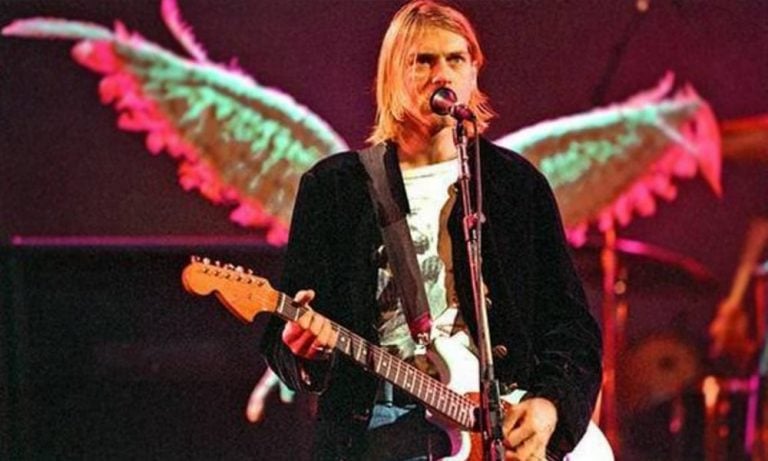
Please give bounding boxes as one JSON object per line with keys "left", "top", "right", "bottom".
{"left": 1, "top": 1, "right": 767, "bottom": 460}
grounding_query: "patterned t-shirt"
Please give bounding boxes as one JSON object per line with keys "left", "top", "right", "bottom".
{"left": 375, "top": 159, "right": 468, "bottom": 361}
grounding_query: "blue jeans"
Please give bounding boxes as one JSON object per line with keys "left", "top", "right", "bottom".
{"left": 362, "top": 403, "right": 450, "bottom": 461}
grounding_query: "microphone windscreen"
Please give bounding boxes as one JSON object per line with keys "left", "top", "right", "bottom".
{"left": 429, "top": 87, "right": 457, "bottom": 116}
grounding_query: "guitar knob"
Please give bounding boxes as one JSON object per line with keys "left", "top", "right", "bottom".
{"left": 492, "top": 345, "right": 508, "bottom": 358}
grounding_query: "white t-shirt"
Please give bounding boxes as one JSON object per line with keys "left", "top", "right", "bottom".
{"left": 375, "top": 159, "right": 468, "bottom": 361}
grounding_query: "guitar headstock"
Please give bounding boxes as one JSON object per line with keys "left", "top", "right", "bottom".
{"left": 181, "top": 256, "right": 280, "bottom": 323}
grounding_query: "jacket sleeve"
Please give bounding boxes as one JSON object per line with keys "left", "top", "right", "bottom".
{"left": 526, "top": 171, "right": 603, "bottom": 454}
{"left": 259, "top": 169, "right": 336, "bottom": 393}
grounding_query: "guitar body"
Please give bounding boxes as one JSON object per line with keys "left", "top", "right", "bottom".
{"left": 426, "top": 334, "right": 614, "bottom": 461}
{"left": 425, "top": 333, "right": 478, "bottom": 461}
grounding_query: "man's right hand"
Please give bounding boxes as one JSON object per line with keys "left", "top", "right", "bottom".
{"left": 281, "top": 289, "right": 338, "bottom": 360}
{"left": 708, "top": 298, "right": 756, "bottom": 365}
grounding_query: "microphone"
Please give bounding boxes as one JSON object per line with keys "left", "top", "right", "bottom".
{"left": 429, "top": 87, "right": 475, "bottom": 121}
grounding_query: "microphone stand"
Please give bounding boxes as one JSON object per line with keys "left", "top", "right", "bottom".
{"left": 453, "top": 120, "right": 505, "bottom": 461}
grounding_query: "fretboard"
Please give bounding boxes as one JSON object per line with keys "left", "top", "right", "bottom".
{"left": 275, "top": 293, "right": 475, "bottom": 429}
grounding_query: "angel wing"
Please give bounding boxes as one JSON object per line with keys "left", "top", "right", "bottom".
{"left": 497, "top": 73, "right": 721, "bottom": 245}
{"left": 4, "top": 2, "right": 722, "bottom": 247}
{"left": 2, "top": 0, "right": 348, "bottom": 245}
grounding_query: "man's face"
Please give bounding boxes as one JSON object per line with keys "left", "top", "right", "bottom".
{"left": 403, "top": 27, "right": 478, "bottom": 132}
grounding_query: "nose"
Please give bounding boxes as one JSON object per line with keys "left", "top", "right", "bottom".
{"left": 431, "top": 58, "right": 451, "bottom": 86}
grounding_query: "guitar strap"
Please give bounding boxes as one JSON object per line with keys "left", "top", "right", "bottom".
{"left": 359, "top": 142, "right": 432, "bottom": 346}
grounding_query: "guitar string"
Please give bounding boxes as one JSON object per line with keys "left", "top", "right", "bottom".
{"left": 195, "top": 263, "right": 571, "bottom": 459}
{"left": 338, "top": 326, "right": 475, "bottom": 427}
{"left": 270, "top": 291, "right": 476, "bottom": 427}
{"left": 192, "top": 265, "right": 474, "bottom": 426}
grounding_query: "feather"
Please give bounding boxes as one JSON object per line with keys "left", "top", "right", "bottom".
{"left": 4, "top": 16, "right": 347, "bottom": 245}
{"left": 496, "top": 74, "right": 721, "bottom": 245}
{"left": 4, "top": 10, "right": 722, "bottom": 248}
{"left": 2, "top": 18, "right": 112, "bottom": 41}
{"left": 160, "top": 0, "right": 209, "bottom": 62}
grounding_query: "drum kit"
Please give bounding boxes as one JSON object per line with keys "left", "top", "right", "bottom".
{"left": 568, "top": 114, "right": 768, "bottom": 460}
{"left": 573, "top": 234, "right": 767, "bottom": 461}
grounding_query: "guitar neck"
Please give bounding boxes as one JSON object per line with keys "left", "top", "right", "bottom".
{"left": 273, "top": 292, "right": 475, "bottom": 429}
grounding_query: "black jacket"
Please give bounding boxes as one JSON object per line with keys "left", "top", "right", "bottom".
{"left": 260, "top": 138, "right": 602, "bottom": 459}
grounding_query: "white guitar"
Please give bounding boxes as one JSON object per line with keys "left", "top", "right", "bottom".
{"left": 181, "top": 257, "right": 613, "bottom": 461}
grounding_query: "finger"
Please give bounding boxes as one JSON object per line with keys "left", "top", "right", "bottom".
{"left": 287, "top": 329, "right": 317, "bottom": 357}
{"left": 506, "top": 434, "right": 537, "bottom": 461}
{"left": 316, "top": 318, "right": 337, "bottom": 348}
{"left": 282, "top": 320, "right": 308, "bottom": 343}
{"left": 296, "top": 329, "right": 319, "bottom": 355}
{"left": 292, "top": 290, "right": 316, "bottom": 329}
{"left": 505, "top": 426, "right": 535, "bottom": 450}
{"left": 521, "top": 438, "right": 546, "bottom": 461}
{"left": 532, "top": 446, "right": 547, "bottom": 461}
{"left": 296, "top": 308, "right": 315, "bottom": 330}
{"left": 501, "top": 405, "right": 524, "bottom": 445}
{"left": 293, "top": 289, "right": 316, "bottom": 305}
{"left": 504, "top": 437, "right": 547, "bottom": 461}
{"left": 282, "top": 320, "right": 319, "bottom": 352}
{"left": 309, "top": 310, "right": 330, "bottom": 337}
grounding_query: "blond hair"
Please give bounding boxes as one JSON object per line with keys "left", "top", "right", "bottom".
{"left": 368, "top": 0, "right": 495, "bottom": 145}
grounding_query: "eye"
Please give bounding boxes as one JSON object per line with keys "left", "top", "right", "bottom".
{"left": 415, "top": 54, "right": 434, "bottom": 66}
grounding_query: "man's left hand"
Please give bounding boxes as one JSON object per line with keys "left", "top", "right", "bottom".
{"left": 502, "top": 397, "right": 557, "bottom": 461}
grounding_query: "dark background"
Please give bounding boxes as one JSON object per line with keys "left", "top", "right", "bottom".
{"left": 1, "top": 1, "right": 767, "bottom": 459}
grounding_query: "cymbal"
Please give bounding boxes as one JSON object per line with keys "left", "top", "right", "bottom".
{"left": 721, "top": 114, "right": 768, "bottom": 162}
{"left": 571, "top": 237, "right": 717, "bottom": 295}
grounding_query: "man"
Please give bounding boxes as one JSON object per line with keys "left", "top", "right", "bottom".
{"left": 260, "top": 1, "right": 602, "bottom": 460}
{"left": 709, "top": 215, "right": 768, "bottom": 367}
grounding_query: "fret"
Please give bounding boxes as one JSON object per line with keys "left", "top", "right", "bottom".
{"left": 337, "top": 333, "right": 345, "bottom": 354}
{"left": 449, "top": 399, "right": 458, "bottom": 423}
{"left": 276, "top": 293, "right": 301, "bottom": 321}
{"left": 439, "top": 393, "right": 448, "bottom": 417}
{"left": 428, "top": 379, "right": 437, "bottom": 408}
{"left": 436, "top": 391, "right": 447, "bottom": 415}
{"left": 355, "top": 338, "right": 365, "bottom": 365}
{"left": 464, "top": 402, "right": 472, "bottom": 427}
{"left": 311, "top": 315, "right": 470, "bottom": 429}
{"left": 383, "top": 355, "right": 392, "bottom": 379}
{"left": 347, "top": 335, "right": 356, "bottom": 360}
{"left": 415, "top": 374, "right": 424, "bottom": 402}
{"left": 458, "top": 405, "right": 467, "bottom": 424}
{"left": 392, "top": 360, "right": 401, "bottom": 386}
{"left": 402, "top": 367, "right": 413, "bottom": 394}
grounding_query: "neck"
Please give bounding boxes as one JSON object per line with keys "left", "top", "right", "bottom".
{"left": 397, "top": 126, "right": 459, "bottom": 170}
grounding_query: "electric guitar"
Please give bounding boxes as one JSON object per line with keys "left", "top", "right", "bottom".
{"left": 181, "top": 257, "right": 613, "bottom": 461}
